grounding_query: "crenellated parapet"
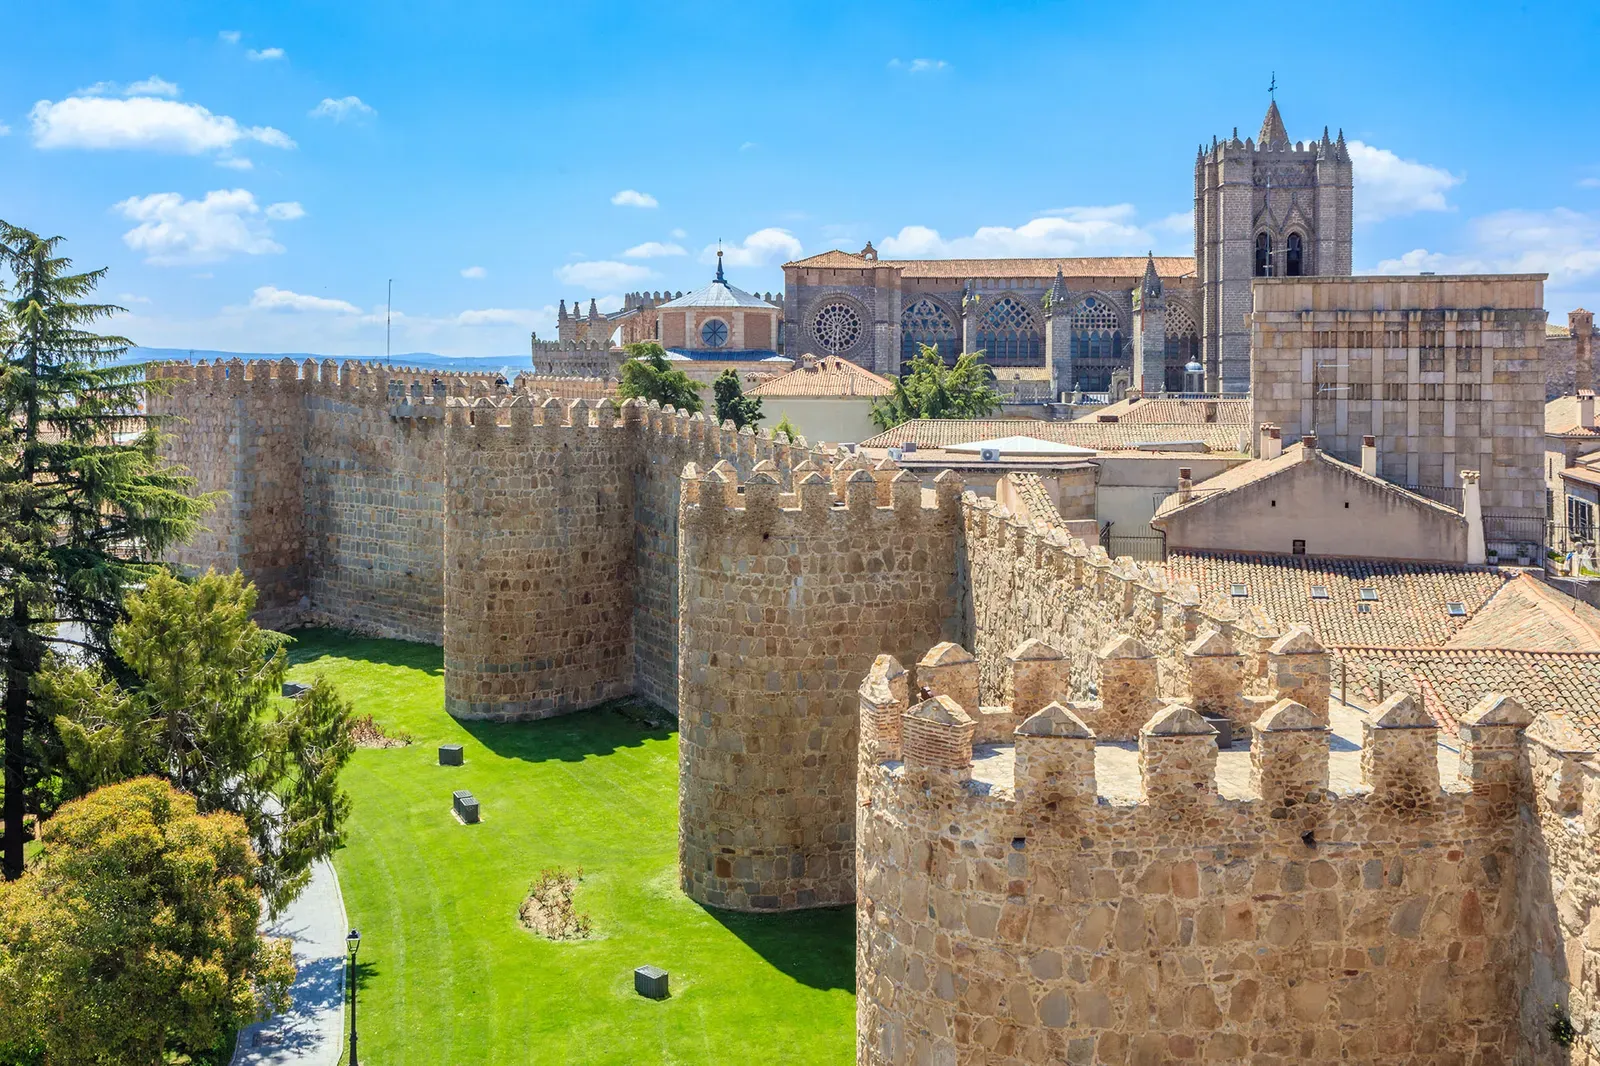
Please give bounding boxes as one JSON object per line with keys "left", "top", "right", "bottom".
{"left": 856, "top": 637, "right": 1539, "bottom": 1065}
{"left": 677, "top": 459, "right": 966, "bottom": 912}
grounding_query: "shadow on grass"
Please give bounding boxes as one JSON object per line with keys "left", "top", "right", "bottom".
{"left": 283, "top": 627, "right": 444, "bottom": 677}
{"left": 700, "top": 903, "right": 855, "bottom": 992}
{"left": 459, "top": 699, "right": 678, "bottom": 764}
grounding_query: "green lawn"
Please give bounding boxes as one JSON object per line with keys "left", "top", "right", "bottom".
{"left": 286, "top": 629, "right": 855, "bottom": 1066}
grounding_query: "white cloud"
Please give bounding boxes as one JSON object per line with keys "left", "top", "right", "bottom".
{"left": 1373, "top": 208, "right": 1600, "bottom": 288}
{"left": 126, "top": 76, "right": 180, "bottom": 97}
{"left": 265, "top": 201, "right": 305, "bottom": 221}
{"left": 1579, "top": 177, "right": 1600, "bottom": 190}
{"left": 878, "top": 205, "right": 1172, "bottom": 259}
{"left": 461, "top": 265, "right": 487, "bottom": 279}
{"left": 670, "top": 228, "right": 687, "bottom": 239}
{"left": 555, "top": 260, "right": 652, "bottom": 289}
{"left": 219, "top": 30, "right": 241, "bottom": 44}
{"left": 246, "top": 47, "right": 285, "bottom": 61}
{"left": 117, "top": 293, "right": 152, "bottom": 304}
{"left": 250, "top": 286, "right": 360, "bottom": 314}
{"left": 310, "top": 96, "right": 375, "bottom": 121}
{"left": 0, "top": 122, "right": 9, "bottom": 137}
{"left": 709, "top": 228, "right": 803, "bottom": 268}
{"left": 740, "top": 141, "right": 758, "bottom": 152}
{"left": 216, "top": 156, "right": 253, "bottom": 170}
{"left": 31, "top": 95, "right": 294, "bottom": 154}
{"left": 624, "top": 241, "right": 686, "bottom": 258}
{"left": 610, "top": 189, "right": 658, "bottom": 208}
{"left": 115, "top": 189, "right": 303, "bottom": 265}
{"left": 888, "top": 58, "right": 949, "bottom": 73}
{"left": 1347, "top": 140, "right": 1461, "bottom": 223}
{"left": 457, "top": 308, "right": 541, "bottom": 327}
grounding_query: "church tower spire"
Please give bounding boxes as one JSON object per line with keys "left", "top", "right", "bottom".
{"left": 1259, "top": 99, "right": 1289, "bottom": 148}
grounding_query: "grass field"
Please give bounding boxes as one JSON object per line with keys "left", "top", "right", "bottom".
{"left": 285, "top": 629, "right": 855, "bottom": 1066}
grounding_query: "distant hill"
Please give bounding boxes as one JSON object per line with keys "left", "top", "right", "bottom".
{"left": 122, "top": 347, "right": 536, "bottom": 375}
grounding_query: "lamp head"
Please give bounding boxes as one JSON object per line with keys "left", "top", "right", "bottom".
{"left": 346, "top": 929, "right": 362, "bottom": 958}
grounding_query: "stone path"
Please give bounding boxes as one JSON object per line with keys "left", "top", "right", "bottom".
{"left": 970, "top": 698, "right": 1465, "bottom": 800}
{"left": 232, "top": 858, "right": 348, "bottom": 1066}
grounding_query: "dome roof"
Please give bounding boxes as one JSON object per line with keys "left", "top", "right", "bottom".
{"left": 658, "top": 253, "right": 778, "bottom": 311}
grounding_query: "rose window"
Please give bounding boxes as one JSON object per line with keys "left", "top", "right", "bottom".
{"left": 812, "top": 302, "right": 862, "bottom": 352}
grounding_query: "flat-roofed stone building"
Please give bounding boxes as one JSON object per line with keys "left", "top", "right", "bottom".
{"left": 1248, "top": 273, "right": 1549, "bottom": 530}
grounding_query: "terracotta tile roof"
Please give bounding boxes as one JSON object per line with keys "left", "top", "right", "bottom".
{"left": 1163, "top": 550, "right": 1511, "bottom": 648}
{"left": 1548, "top": 323, "right": 1572, "bottom": 338}
{"left": 1154, "top": 444, "right": 1459, "bottom": 522}
{"left": 746, "top": 356, "right": 894, "bottom": 398}
{"left": 1563, "top": 465, "right": 1600, "bottom": 488}
{"left": 1545, "top": 396, "right": 1600, "bottom": 438}
{"left": 784, "top": 250, "right": 1197, "bottom": 280}
{"left": 861, "top": 418, "right": 1248, "bottom": 454}
{"left": 1080, "top": 397, "right": 1252, "bottom": 426}
{"left": 1444, "top": 573, "right": 1600, "bottom": 652}
{"left": 1340, "top": 647, "right": 1600, "bottom": 739}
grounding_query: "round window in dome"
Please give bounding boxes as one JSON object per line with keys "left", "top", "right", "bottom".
{"left": 700, "top": 318, "right": 729, "bottom": 348}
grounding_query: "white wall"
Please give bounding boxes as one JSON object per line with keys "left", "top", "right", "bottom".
{"left": 759, "top": 397, "right": 881, "bottom": 447}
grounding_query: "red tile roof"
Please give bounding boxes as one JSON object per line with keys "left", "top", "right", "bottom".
{"left": 862, "top": 418, "right": 1248, "bottom": 454}
{"left": 746, "top": 356, "right": 894, "bottom": 398}
{"left": 784, "top": 250, "right": 1197, "bottom": 280}
{"left": 1076, "top": 397, "right": 1252, "bottom": 426}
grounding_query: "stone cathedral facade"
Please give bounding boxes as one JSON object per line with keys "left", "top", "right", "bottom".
{"left": 781, "top": 100, "right": 1353, "bottom": 396}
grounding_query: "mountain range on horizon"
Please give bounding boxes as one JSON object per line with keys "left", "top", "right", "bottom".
{"left": 123, "top": 347, "right": 536, "bottom": 373}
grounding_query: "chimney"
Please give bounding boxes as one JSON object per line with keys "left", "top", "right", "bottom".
{"left": 1461, "top": 470, "right": 1485, "bottom": 565}
{"left": 1301, "top": 433, "right": 1318, "bottom": 453}
{"left": 1203, "top": 400, "right": 1218, "bottom": 423}
{"left": 1361, "top": 435, "right": 1378, "bottom": 476}
{"left": 1580, "top": 389, "right": 1596, "bottom": 430}
{"left": 1259, "top": 423, "right": 1283, "bottom": 461}
{"left": 1177, "top": 467, "right": 1193, "bottom": 504}
{"left": 1574, "top": 309, "right": 1594, "bottom": 393}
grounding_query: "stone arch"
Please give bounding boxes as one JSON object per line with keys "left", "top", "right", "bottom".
{"left": 1164, "top": 299, "right": 1201, "bottom": 392}
{"left": 1068, "top": 293, "right": 1125, "bottom": 391}
{"left": 900, "top": 295, "right": 960, "bottom": 364}
{"left": 976, "top": 294, "right": 1043, "bottom": 367}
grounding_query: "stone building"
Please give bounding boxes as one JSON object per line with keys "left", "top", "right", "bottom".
{"left": 1545, "top": 308, "right": 1598, "bottom": 399}
{"left": 1195, "top": 100, "right": 1354, "bottom": 392}
{"left": 1247, "top": 274, "right": 1549, "bottom": 529}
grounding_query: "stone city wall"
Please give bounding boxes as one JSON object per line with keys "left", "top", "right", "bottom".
{"left": 676, "top": 460, "right": 966, "bottom": 911}
{"left": 151, "top": 358, "right": 834, "bottom": 718}
{"left": 856, "top": 649, "right": 1538, "bottom": 1066}
{"left": 962, "top": 495, "right": 1292, "bottom": 729}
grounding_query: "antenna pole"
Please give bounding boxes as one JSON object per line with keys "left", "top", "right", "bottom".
{"left": 386, "top": 279, "right": 393, "bottom": 365}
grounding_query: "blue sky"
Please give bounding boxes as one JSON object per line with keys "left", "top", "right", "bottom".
{"left": 3, "top": 0, "right": 1597, "bottom": 358}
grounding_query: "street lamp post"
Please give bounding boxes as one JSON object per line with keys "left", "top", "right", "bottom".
{"left": 346, "top": 929, "right": 362, "bottom": 1065}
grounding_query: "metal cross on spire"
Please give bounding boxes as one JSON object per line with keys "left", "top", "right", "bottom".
{"left": 1268, "top": 72, "right": 1277, "bottom": 99}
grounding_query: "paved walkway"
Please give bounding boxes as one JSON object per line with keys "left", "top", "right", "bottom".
{"left": 233, "top": 858, "right": 348, "bottom": 1066}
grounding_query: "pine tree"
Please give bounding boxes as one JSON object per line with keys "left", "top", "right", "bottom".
{"left": 0, "top": 222, "right": 210, "bottom": 881}
{"left": 617, "top": 342, "right": 703, "bottom": 413}
{"left": 712, "top": 368, "right": 763, "bottom": 429}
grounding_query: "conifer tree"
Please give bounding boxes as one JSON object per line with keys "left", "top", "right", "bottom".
{"left": 617, "top": 341, "right": 704, "bottom": 413}
{"left": 0, "top": 222, "right": 209, "bottom": 881}
{"left": 712, "top": 368, "right": 762, "bottom": 429}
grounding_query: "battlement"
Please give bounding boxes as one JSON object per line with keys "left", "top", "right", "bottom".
{"left": 679, "top": 453, "right": 964, "bottom": 530}
{"left": 856, "top": 635, "right": 1532, "bottom": 830}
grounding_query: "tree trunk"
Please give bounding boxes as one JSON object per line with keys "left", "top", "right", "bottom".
{"left": 2, "top": 608, "right": 31, "bottom": 880}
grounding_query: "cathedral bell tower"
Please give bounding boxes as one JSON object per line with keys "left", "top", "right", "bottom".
{"left": 1194, "top": 96, "right": 1353, "bottom": 392}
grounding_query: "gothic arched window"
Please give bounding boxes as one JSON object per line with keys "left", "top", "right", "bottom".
{"left": 976, "top": 296, "right": 1041, "bottom": 367}
{"left": 1069, "top": 297, "right": 1124, "bottom": 391}
{"left": 1254, "top": 232, "right": 1272, "bottom": 277}
{"left": 1163, "top": 302, "right": 1200, "bottom": 393}
{"left": 1285, "top": 232, "right": 1304, "bottom": 277}
{"left": 900, "top": 297, "right": 959, "bottom": 365}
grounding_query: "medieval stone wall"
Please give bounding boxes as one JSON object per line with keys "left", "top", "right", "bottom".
{"left": 676, "top": 462, "right": 966, "bottom": 911}
{"left": 856, "top": 654, "right": 1532, "bottom": 1065}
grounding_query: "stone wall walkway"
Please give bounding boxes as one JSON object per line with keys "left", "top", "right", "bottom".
{"left": 232, "top": 858, "right": 349, "bottom": 1066}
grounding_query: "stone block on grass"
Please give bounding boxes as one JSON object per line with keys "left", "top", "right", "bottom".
{"left": 452, "top": 789, "right": 479, "bottom": 824}
{"left": 634, "top": 965, "right": 669, "bottom": 999}
{"left": 439, "top": 743, "right": 465, "bottom": 766}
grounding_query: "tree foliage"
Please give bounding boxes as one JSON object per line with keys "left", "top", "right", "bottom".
{"left": 616, "top": 342, "right": 703, "bottom": 414}
{"left": 869, "top": 343, "right": 1001, "bottom": 430}
{"left": 44, "top": 569, "right": 354, "bottom": 914}
{"left": 773, "top": 414, "right": 800, "bottom": 443}
{"left": 712, "top": 369, "right": 762, "bottom": 429}
{"left": 0, "top": 776, "right": 295, "bottom": 1066}
{"left": 0, "top": 221, "right": 210, "bottom": 881}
